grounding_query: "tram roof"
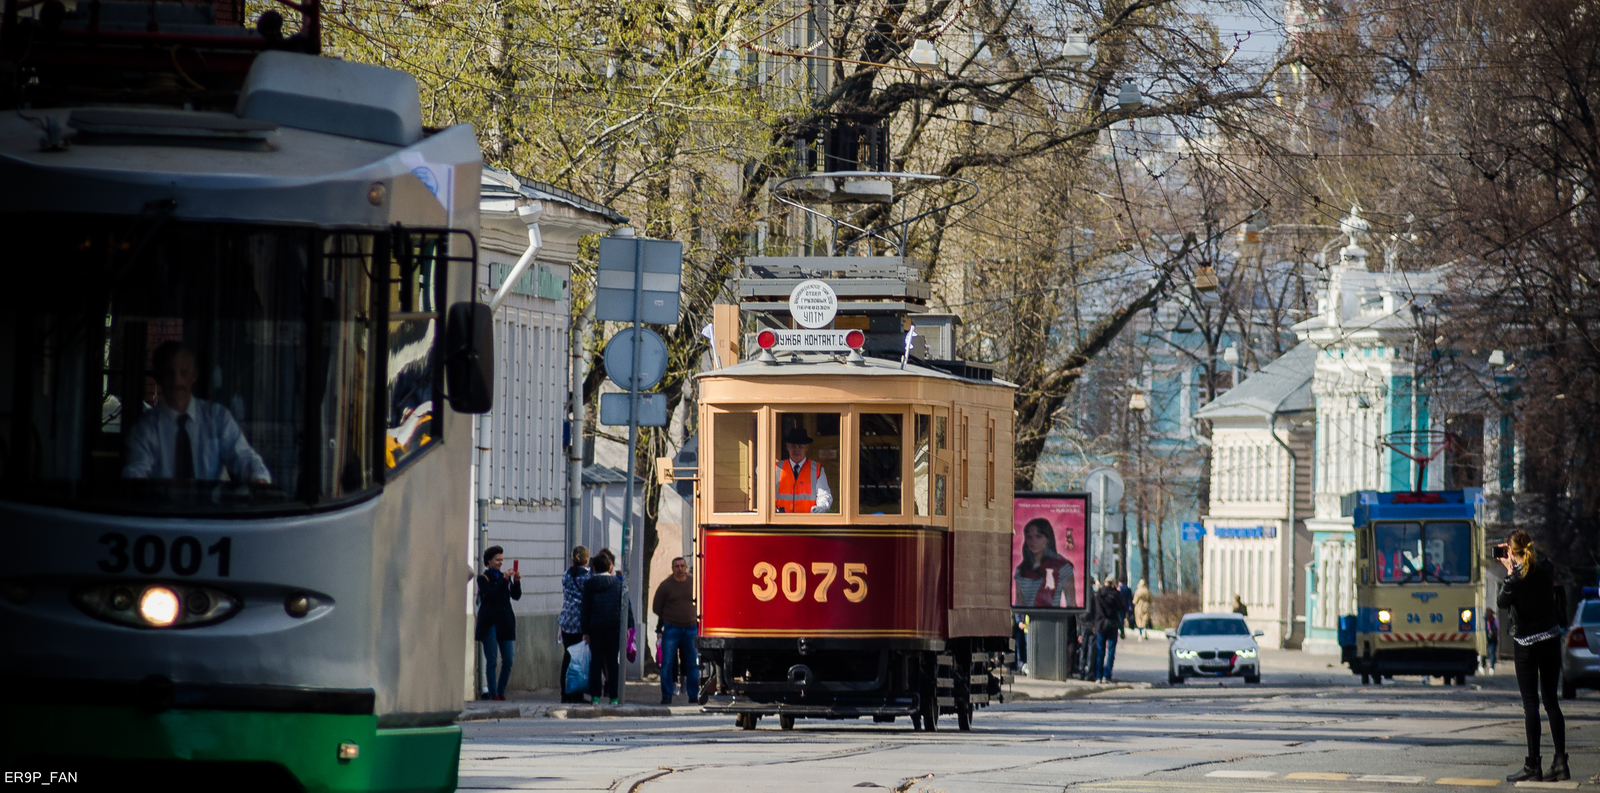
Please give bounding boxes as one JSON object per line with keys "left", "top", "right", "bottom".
{"left": 700, "top": 353, "right": 1016, "bottom": 388}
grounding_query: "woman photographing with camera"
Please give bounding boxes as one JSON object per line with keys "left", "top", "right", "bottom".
{"left": 1496, "top": 530, "right": 1568, "bottom": 782}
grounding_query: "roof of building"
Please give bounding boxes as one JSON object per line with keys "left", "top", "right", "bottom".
{"left": 582, "top": 464, "right": 644, "bottom": 485}
{"left": 480, "top": 166, "right": 628, "bottom": 224}
{"left": 1193, "top": 343, "right": 1315, "bottom": 420}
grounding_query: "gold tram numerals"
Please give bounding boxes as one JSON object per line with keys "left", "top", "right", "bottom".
{"left": 751, "top": 562, "right": 867, "bottom": 604}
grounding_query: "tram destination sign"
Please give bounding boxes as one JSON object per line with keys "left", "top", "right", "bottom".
{"left": 766, "top": 329, "right": 855, "bottom": 351}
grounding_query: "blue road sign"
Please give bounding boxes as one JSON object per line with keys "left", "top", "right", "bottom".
{"left": 600, "top": 392, "right": 669, "bottom": 427}
{"left": 1181, "top": 521, "right": 1206, "bottom": 541}
{"left": 595, "top": 237, "right": 683, "bottom": 324}
{"left": 603, "top": 326, "right": 669, "bottom": 391}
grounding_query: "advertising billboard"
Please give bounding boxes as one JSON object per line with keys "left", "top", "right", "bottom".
{"left": 1012, "top": 492, "right": 1089, "bottom": 610}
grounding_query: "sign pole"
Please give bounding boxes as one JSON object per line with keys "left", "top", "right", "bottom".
{"left": 618, "top": 237, "right": 643, "bottom": 705}
{"left": 1097, "top": 478, "right": 1106, "bottom": 583}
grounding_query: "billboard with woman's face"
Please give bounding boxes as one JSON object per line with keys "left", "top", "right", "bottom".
{"left": 1012, "top": 493, "right": 1089, "bottom": 610}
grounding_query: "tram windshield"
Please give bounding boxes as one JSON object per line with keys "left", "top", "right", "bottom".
{"left": 1373, "top": 521, "right": 1472, "bottom": 583}
{"left": 0, "top": 217, "right": 427, "bottom": 514}
{"left": 775, "top": 413, "right": 839, "bottom": 514}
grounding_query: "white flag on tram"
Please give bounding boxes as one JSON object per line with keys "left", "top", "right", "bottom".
{"left": 901, "top": 326, "right": 918, "bottom": 369}
{"left": 701, "top": 323, "right": 718, "bottom": 368}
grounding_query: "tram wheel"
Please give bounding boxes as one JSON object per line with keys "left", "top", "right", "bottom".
{"left": 911, "top": 712, "right": 923, "bottom": 731}
{"left": 956, "top": 703, "right": 972, "bottom": 732}
{"left": 738, "top": 714, "right": 759, "bottom": 730}
{"left": 779, "top": 714, "right": 795, "bottom": 731}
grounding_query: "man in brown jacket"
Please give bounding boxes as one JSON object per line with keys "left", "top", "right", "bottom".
{"left": 652, "top": 557, "right": 698, "bottom": 704}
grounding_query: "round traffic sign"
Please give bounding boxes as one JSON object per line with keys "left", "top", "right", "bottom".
{"left": 789, "top": 280, "right": 838, "bottom": 329}
{"left": 603, "top": 327, "right": 669, "bottom": 391}
{"left": 1084, "top": 467, "right": 1124, "bottom": 507}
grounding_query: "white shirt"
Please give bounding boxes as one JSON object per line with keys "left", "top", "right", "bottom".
{"left": 778, "top": 457, "right": 834, "bottom": 514}
{"left": 122, "top": 398, "right": 272, "bottom": 483}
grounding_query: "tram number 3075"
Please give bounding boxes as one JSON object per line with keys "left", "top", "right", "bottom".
{"left": 752, "top": 561, "right": 866, "bottom": 603}
{"left": 97, "top": 533, "right": 233, "bottom": 577}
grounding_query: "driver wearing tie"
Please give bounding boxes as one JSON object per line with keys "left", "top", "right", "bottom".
{"left": 122, "top": 341, "right": 272, "bottom": 484}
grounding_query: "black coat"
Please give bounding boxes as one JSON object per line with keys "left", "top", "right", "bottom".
{"left": 582, "top": 573, "right": 631, "bottom": 633}
{"left": 475, "top": 569, "right": 522, "bottom": 642}
{"left": 1497, "top": 557, "right": 1566, "bottom": 639}
{"left": 1095, "top": 586, "right": 1125, "bottom": 636}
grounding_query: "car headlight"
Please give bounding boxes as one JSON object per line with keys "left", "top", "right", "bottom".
{"left": 1237, "top": 648, "right": 1257, "bottom": 658}
{"left": 1175, "top": 649, "right": 1199, "bottom": 659}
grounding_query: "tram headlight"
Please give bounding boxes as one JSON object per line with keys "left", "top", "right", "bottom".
{"left": 845, "top": 329, "right": 866, "bottom": 349}
{"left": 139, "top": 587, "right": 181, "bottom": 627}
{"left": 73, "top": 582, "right": 242, "bottom": 629}
{"left": 757, "top": 330, "right": 778, "bottom": 350}
{"left": 1377, "top": 609, "right": 1393, "bottom": 633}
{"left": 1460, "top": 608, "right": 1475, "bottom": 631}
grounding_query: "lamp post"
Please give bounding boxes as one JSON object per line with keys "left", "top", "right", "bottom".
{"left": 1127, "top": 390, "right": 1147, "bottom": 587}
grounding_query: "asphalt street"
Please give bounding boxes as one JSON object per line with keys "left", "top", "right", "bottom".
{"left": 458, "top": 638, "right": 1600, "bottom": 792}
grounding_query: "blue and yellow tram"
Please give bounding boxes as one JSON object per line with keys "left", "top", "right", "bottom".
{"left": 1, "top": 4, "right": 491, "bottom": 789}
{"left": 1342, "top": 489, "right": 1486, "bottom": 685}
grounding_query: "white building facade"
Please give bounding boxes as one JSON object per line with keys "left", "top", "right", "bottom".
{"left": 1196, "top": 345, "right": 1315, "bottom": 648}
{"left": 468, "top": 169, "right": 622, "bottom": 695}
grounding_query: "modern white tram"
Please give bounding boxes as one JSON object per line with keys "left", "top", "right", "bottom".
{"left": 0, "top": 4, "right": 492, "bottom": 790}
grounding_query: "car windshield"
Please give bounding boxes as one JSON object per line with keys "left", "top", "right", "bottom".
{"left": 1179, "top": 618, "right": 1250, "bottom": 636}
{"left": 1373, "top": 521, "right": 1471, "bottom": 583}
{"left": 0, "top": 215, "right": 438, "bottom": 514}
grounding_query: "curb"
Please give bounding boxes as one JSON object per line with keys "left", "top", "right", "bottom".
{"left": 458, "top": 705, "right": 525, "bottom": 722}
{"left": 557, "top": 704, "right": 673, "bottom": 719}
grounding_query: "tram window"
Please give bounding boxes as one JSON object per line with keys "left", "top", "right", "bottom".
{"left": 933, "top": 413, "right": 948, "bottom": 517}
{"left": 959, "top": 414, "right": 970, "bottom": 503}
{"left": 857, "top": 413, "right": 903, "bottom": 515}
{"left": 775, "top": 412, "right": 839, "bottom": 514}
{"left": 1424, "top": 521, "right": 1472, "bottom": 583}
{"left": 0, "top": 218, "right": 387, "bottom": 513}
{"left": 712, "top": 411, "right": 758, "bottom": 513}
{"left": 1373, "top": 522, "right": 1423, "bottom": 582}
{"left": 386, "top": 234, "right": 442, "bottom": 472}
{"left": 913, "top": 413, "right": 930, "bottom": 516}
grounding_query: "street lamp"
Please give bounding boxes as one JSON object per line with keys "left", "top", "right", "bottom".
{"left": 1128, "top": 391, "right": 1148, "bottom": 412}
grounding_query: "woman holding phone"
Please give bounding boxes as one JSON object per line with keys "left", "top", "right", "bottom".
{"left": 1497, "top": 530, "right": 1568, "bottom": 782}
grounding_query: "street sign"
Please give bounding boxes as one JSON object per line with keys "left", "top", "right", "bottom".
{"left": 788, "top": 279, "right": 838, "bottom": 328}
{"left": 766, "top": 329, "right": 854, "bottom": 351}
{"left": 603, "top": 327, "right": 668, "bottom": 391}
{"left": 600, "top": 392, "right": 669, "bottom": 426}
{"left": 1083, "top": 468, "right": 1124, "bottom": 508}
{"left": 1181, "top": 521, "right": 1206, "bottom": 541}
{"left": 595, "top": 236, "right": 683, "bottom": 324}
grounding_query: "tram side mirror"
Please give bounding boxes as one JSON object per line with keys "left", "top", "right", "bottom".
{"left": 445, "top": 301, "right": 494, "bottom": 414}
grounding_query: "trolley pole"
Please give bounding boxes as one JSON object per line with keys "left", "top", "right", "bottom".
{"left": 616, "top": 237, "right": 645, "bottom": 705}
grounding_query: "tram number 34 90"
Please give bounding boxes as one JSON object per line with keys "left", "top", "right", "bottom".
{"left": 752, "top": 562, "right": 866, "bottom": 603}
{"left": 97, "top": 533, "right": 233, "bottom": 577}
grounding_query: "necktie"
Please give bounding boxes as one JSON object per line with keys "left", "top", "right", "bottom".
{"left": 175, "top": 414, "right": 195, "bottom": 480}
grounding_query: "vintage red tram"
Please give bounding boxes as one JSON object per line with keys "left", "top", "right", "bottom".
{"left": 694, "top": 347, "right": 1016, "bottom": 731}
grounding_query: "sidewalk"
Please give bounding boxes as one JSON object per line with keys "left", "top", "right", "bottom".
{"left": 459, "top": 680, "right": 695, "bottom": 721}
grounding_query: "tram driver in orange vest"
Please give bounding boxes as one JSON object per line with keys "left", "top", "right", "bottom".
{"left": 776, "top": 427, "right": 834, "bottom": 513}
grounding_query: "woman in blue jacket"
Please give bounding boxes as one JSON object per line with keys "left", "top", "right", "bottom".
{"left": 476, "top": 545, "right": 522, "bottom": 701}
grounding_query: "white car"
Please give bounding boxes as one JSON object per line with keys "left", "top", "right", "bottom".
{"left": 1164, "top": 612, "right": 1264, "bottom": 685}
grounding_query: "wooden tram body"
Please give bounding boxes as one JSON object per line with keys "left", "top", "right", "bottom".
{"left": 695, "top": 353, "right": 1016, "bottom": 731}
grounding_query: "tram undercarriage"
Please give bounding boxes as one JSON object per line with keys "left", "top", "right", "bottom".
{"left": 699, "top": 637, "right": 1012, "bottom": 731}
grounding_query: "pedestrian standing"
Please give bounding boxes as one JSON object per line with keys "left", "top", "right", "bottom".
{"left": 1497, "top": 530, "right": 1568, "bottom": 782}
{"left": 581, "top": 552, "right": 630, "bottom": 705}
{"left": 652, "top": 556, "right": 699, "bottom": 705}
{"left": 475, "top": 545, "right": 522, "bottom": 701}
{"left": 1484, "top": 609, "right": 1500, "bottom": 675}
{"left": 1133, "top": 580, "right": 1152, "bottom": 640}
{"left": 1095, "top": 576, "right": 1124, "bottom": 683}
{"left": 557, "top": 546, "right": 592, "bottom": 704}
{"left": 1231, "top": 594, "right": 1249, "bottom": 617}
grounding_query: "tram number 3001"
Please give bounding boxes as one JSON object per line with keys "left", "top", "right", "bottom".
{"left": 752, "top": 562, "right": 866, "bottom": 604}
{"left": 97, "top": 533, "right": 232, "bottom": 577}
